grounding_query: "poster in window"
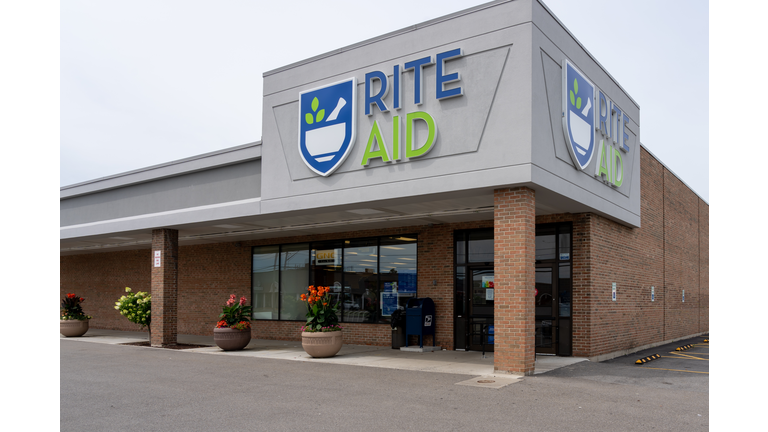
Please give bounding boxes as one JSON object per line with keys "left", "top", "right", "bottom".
{"left": 482, "top": 276, "right": 494, "bottom": 301}
{"left": 397, "top": 273, "right": 417, "bottom": 294}
{"left": 381, "top": 282, "right": 398, "bottom": 317}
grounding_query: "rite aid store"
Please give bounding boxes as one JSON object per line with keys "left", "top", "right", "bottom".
{"left": 60, "top": 0, "right": 708, "bottom": 375}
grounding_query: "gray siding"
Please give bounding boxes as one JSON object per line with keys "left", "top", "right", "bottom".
{"left": 61, "top": 160, "right": 261, "bottom": 226}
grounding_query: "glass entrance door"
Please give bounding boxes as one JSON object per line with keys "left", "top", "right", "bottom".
{"left": 535, "top": 264, "right": 557, "bottom": 354}
{"left": 468, "top": 267, "right": 494, "bottom": 352}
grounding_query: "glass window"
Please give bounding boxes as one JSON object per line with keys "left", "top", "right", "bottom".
{"left": 380, "top": 236, "right": 418, "bottom": 323}
{"left": 278, "top": 243, "right": 310, "bottom": 321}
{"left": 535, "top": 233, "right": 556, "bottom": 260}
{"left": 343, "top": 238, "right": 378, "bottom": 323}
{"left": 559, "top": 229, "right": 571, "bottom": 261}
{"left": 558, "top": 263, "right": 571, "bottom": 318}
{"left": 310, "top": 241, "right": 342, "bottom": 320}
{"left": 456, "top": 236, "right": 466, "bottom": 265}
{"left": 250, "top": 235, "right": 418, "bottom": 324}
{"left": 252, "top": 245, "right": 280, "bottom": 320}
{"left": 468, "top": 229, "right": 493, "bottom": 263}
{"left": 454, "top": 266, "right": 466, "bottom": 317}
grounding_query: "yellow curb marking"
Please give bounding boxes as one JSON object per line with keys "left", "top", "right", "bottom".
{"left": 666, "top": 351, "right": 709, "bottom": 361}
{"left": 638, "top": 366, "right": 708, "bottom": 374}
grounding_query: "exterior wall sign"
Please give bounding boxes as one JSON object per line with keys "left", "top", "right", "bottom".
{"left": 153, "top": 250, "right": 161, "bottom": 267}
{"left": 299, "top": 78, "right": 357, "bottom": 176}
{"left": 563, "top": 59, "right": 631, "bottom": 188}
{"left": 299, "top": 48, "right": 464, "bottom": 177}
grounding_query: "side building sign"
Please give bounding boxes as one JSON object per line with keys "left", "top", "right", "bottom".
{"left": 563, "top": 59, "right": 631, "bottom": 189}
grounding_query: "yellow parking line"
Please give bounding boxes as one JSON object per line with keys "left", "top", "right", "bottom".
{"left": 639, "top": 366, "right": 709, "bottom": 374}
{"left": 666, "top": 351, "right": 709, "bottom": 361}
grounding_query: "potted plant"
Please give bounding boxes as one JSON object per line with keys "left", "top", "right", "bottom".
{"left": 114, "top": 287, "right": 151, "bottom": 340}
{"left": 60, "top": 293, "right": 92, "bottom": 337}
{"left": 300, "top": 285, "right": 343, "bottom": 358}
{"left": 213, "top": 294, "right": 253, "bottom": 351}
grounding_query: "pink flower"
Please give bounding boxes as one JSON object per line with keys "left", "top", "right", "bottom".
{"left": 239, "top": 297, "right": 247, "bottom": 306}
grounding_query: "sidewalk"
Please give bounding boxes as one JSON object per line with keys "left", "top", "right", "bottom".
{"left": 61, "top": 329, "right": 587, "bottom": 386}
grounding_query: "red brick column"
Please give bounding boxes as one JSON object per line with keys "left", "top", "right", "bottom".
{"left": 151, "top": 228, "right": 178, "bottom": 346}
{"left": 493, "top": 187, "right": 536, "bottom": 375}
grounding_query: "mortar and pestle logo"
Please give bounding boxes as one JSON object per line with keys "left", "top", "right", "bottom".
{"left": 562, "top": 60, "right": 595, "bottom": 171}
{"left": 304, "top": 97, "right": 348, "bottom": 162}
{"left": 298, "top": 78, "right": 357, "bottom": 177}
{"left": 568, "top": 78, "right": 592, "bottom": 157}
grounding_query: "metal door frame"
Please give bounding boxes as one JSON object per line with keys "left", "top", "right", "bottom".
{"left": 535, "top": 263, "right": 558, "bottom": 355}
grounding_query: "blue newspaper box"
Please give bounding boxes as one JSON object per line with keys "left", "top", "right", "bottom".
{"left": 405, "top": 298, "right": 435, "bottom": 348}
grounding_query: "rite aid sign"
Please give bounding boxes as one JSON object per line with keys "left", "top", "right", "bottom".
{"left": 298, "top": 48, "right": 464, "bottom": 177}
{"left": 562, "top": 59, "right": 632, "bottom": 189}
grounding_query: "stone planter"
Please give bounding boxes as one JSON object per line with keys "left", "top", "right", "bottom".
{"left": 60, "top": 319, "right": 89, "bottom": 337}
{"left": 213, "top": 327, "right": 251, "bottom": 351}
{"left": 301, "top": 331, "right": 343, "bottom": 358}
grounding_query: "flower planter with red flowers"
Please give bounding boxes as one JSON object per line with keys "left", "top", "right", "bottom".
{"left": 213, "top": 295, "right": 253, "bottom": 351}
{"left": 300, "top": 286, "right": 343, "bottom": 358}
{"left": 60, "top": 293, "right": 92, "bottom": 337}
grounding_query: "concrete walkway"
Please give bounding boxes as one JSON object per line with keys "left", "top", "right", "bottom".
{"left": 61, "top": 329, "right": 587, "bottom": 386}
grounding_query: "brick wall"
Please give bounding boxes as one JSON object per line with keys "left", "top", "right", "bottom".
{"left": 60, "top": 148, "right": 708, "bottom": 358}
{"left": 63, "top": 221, "right": 489, "bottom": 348}
{"left": 493, "top": 187, "right": 536, "bottom": 375}
{"left": 60, "top": 249, "right": 151, "bottom": 332}
{"left": 535, "top": 147, "right": 708, "bottom": 358}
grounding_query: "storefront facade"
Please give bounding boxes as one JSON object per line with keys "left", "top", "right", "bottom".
{"left": 60, "top": 0, "right": 708, "bottom": 375}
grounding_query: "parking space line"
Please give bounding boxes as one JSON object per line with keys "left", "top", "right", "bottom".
{"left": 638, "top": 367, "right": 709, "bottom": 374}
{"left": 665, "top": 351, "right": 709, "bottom": 361}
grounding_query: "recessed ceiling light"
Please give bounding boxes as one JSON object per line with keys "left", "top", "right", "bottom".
{"left": 382, "top": 246, "right": 405, "bottom": 250}
{"left": 395, "top": 237, "right": 417, "bottom": 242}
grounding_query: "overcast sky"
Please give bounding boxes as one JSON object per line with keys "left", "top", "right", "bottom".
{"left": 60, "top": 0, "right": 709, "bottom": 200}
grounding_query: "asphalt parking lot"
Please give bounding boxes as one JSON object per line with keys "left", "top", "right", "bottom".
{"left": 545, "top": 335, "right": 708, "bottom": 394}
{"left": 60, "top": 334, "right": 709, "bottom": 431}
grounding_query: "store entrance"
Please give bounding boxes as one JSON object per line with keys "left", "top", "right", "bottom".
{"left": 534, "top": 224, "right": 573, "bottom": 356}
{"left": 466, "top": 267, "right": 494, "bottom": 352}
{"left": 453, "top": 225, "right": 572, "bottom": 355}
{"left": 535, "top": 264, "right": 558, "bottom": 354}
{"left": 453, "top": 229, "right": 494, "bottom": 351}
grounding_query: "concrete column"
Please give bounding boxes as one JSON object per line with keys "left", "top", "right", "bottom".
{"left": 493, "top": 187, "right": 536, "bottom": 375}
{"left": 151, "top": 228, "right": 178, "bottom": 347}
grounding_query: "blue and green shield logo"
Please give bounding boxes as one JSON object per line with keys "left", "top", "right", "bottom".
{"left": 298, "top": 78, "right": 357, "bottom": 176}
{"left": 562, "top": 60, "right": 595, "bottom": 171}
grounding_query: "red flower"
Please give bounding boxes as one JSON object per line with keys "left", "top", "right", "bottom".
{"left": 67, "top": 293, "right": 76, "bottom": 299}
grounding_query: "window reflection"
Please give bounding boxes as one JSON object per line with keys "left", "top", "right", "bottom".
{"left": 380, "top": 237, "right": 418, "bottom": 322}
{"left": 252, "top": 245, "right": 280, "bottom": 320}
{"left": 252, "top": 235, "right": 418, "bottom": 324}
{"left": 280, "top": 243, "right": 310, "bottom": 320}
{"left": 468, "top": 229, "right": 493, "bottom": 263}
{"left": 343, "top": 239, "right": 378, "bottom": 323}
{"left": 311, "top": 241, "right": 343, "bottom": 320}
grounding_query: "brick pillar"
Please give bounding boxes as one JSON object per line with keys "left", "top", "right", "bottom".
{"left": 151, "top": 228, "right": 178, "bottom": 347}
{"left": 493, "top": 187, "right": 536, "bottom": 375}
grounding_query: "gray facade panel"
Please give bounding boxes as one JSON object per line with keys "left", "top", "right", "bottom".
{"left": 61, "top": 160, "right": 261, "bottom": 227}
{"left": 261, "top": 2, "right": 536, "bottom": 210}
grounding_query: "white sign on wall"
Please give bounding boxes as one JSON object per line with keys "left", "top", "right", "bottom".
{"left": 154, "top": 250, "right": 161, "bottom": 268}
